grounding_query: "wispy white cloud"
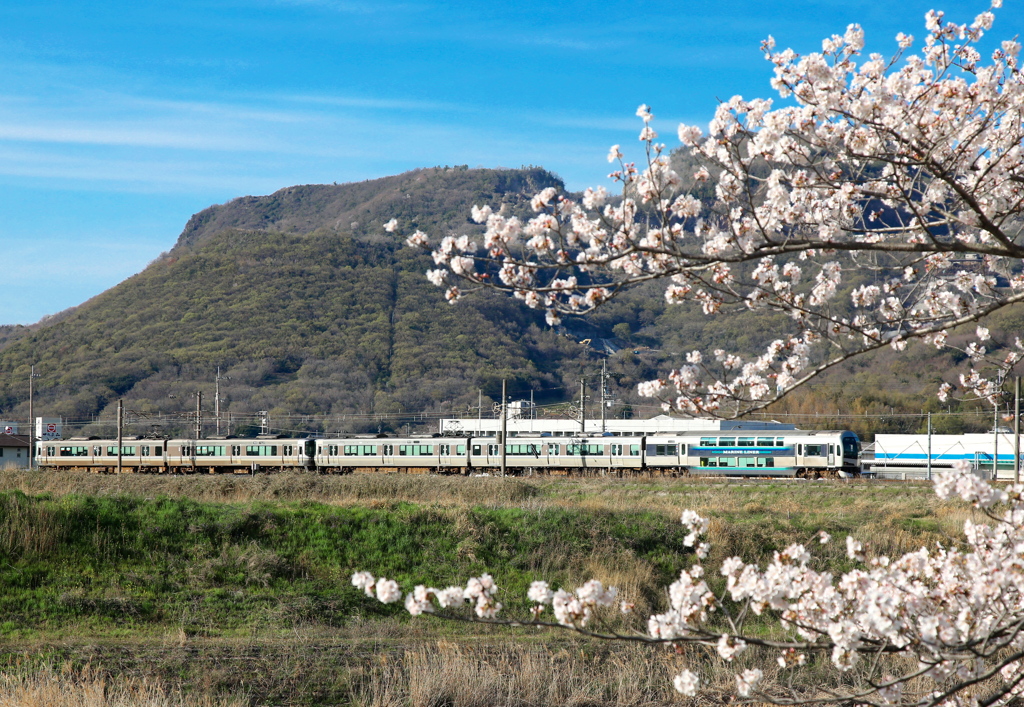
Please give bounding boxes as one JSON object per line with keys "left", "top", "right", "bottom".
{"left": 272, "top": 92, "right": 457, "bottom": 112}
{"left": 254, "top": 0, "right": 427, "bottom": 15}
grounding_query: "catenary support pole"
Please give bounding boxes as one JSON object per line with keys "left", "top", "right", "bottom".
{"left": 601, "top": 359, "right": 607, "bottom": 434}
{"left": 196, "top": 391, "right": 203, "bottom": 440}
{"left": 995, "top": 405, "right": 1000, "bottom": 480}
{"left": 927, "top": 412, "right": 932, "bottom": 481}
{"left": 500, "top": 379, "right": 507, "bottom": 478}
{"left": 580, "top": 379, "right": 586, "bottom": 435}
{"left": 1016, "top": 376, "right": 1021, "bottom": 484}
{"left": 215, "top": 367, "right": 221, "bottom": 436}
{"left": 117, "top": 399, "right": 123, "bottom": 475}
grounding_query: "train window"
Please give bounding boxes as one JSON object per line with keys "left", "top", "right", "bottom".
{"left": 700, "top": 457, "right": 712, "bottom": 467}
{"left": 141, "top": 446, "right": 150, "bottom": 456}
{"left": 107, "top": 446, "right": 137, "bottom": 455}
{"left": 719, "top": 437, "right": 735, "bottom": 447}
{"left": 231, "top": 446, "right": 241, "bottom": 456}
{"left": 283, "top": 445, "right": 293, "bottom": 456}
{"left": 487, "top": 444, "right": 499, "bottom": 455}
{"left": 383, "top": 444, "right": 394, "bottom": 455}
{"left": 829, "top": 444, "right": 835, "bottom": 455}
{"left": 738, "top": 437, "right": 754, "bottom": 447}
{"left": 806, "top": 444, "right": 823, "bottom": 456}
{"left": 765, "top": 458, "right": 774, "bottom": 467}
{"left": 757, "top": 438, "right": 774, "bottom": 447}
{"left": 630, "top": 444, "right": 640, "bottom": 456}
{"left": 47, "top": 446, "right": 55, "bottom": 456}
{"left": 398, "top": 445, "right": 408, "bottom": 456}
{"left": 743, "top": 458, "right": 756, "bottom": 467}
{"left": 245, "top": 445, "right": 276, "bottom": 456}
{"left": 699, "top": 437, "right": 715, "bottom": 447}
{"left": 440, "top": 444, "right": 450, "bottom": 455}
{"left": 457, "top": 445, "right": 466, "bottom": 454}
{"left": 797, "top": 444, "right": 802, "bottom": 454}
{"left": 472, "top": 445, "right": 481, "bottom": 454}
{"left": 547, "top": 443, "right": 560, "bottom": 455}
{"left": 93, "top": 446, "right": 102, "bottom": 456}
{"left": 155, "top": 446, "right": 163, "bottom": 455}
{"left": 611, "top": 444, "right": 622, "bottom": 455}
{"left": 776, "top": 438, "right": 787, "bottom": 446}
{"left": 361, "top": 445, "right": 376, "bottom": 455}
{"left": 420, "top": 445, "right": 433, "bottom": 456}
{"left": 842, "top": 437, "right": 859, "bottom": 457}
{"left": 59, "top": 446, "right": 88, "bottom": 457}
{"left": 195, "top": 446, "right": 224, "bottom": 456}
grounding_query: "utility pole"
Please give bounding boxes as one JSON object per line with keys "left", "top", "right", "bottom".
{"left": 529, "top": 389, "right": 534, "bottom": 434}
{"left": 117, "top": 399, "right": 123, "bottom": 475}
{"left": 1016, "top": 376, "right": 1021, "bottom": 484}
{"left": 600, "top": 359, "right": 607, "bottom": 434}
{"left": 500, "top": 379, "right": 507, "bottom": 477}
{"left": 580, "top": 379, "right": 586, "bottom": 435}
{"left": 27, "top": 365, "right": 39, "bottom": 470}
{"left": 478, "top": 389, "right": 482, "bottom": 436}
{"left": 927, "top": 412, "right": 932, "bottom": 481}
{"left": 195, "top": 391, "right": 203, "bottom": 440}
{"left": 215, "top": 367, "right": 222, "bottom": 436}
{"left": 994, "top": 405, "right": 1000, "bottom": 480}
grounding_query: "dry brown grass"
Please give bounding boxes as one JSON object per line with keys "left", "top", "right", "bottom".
{"left": 0, "top": 664, "right": 245, "bottom": 707}
{"left": 350, "top": 640, "right": 685, "bottom": 707}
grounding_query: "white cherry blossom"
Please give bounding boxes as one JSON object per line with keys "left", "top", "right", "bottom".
{"left": 392, "top": 2, "right": 1024, "bottom": 416}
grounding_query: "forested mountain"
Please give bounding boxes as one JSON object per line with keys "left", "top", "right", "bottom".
{"left": 0, "top": 165, "right": 1013, "bottom": 438}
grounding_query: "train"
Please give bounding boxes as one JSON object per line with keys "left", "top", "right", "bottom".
{"left": 35, "top": 428, "right": 861, "bottom": 477}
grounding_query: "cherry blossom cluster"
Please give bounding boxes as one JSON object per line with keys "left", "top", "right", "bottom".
{"left": 395, "top": 3, "right": 1024, "bottom": 416}
{"left": 350, "top": 571, "right": 503, "bottom": 618}
{"left": 353, "top": 465, "right": 1024, "bottom": 705}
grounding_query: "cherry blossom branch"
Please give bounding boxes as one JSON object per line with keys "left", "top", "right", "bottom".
{"left": 352, "top": 465, "right": 1024, "bottom": 706}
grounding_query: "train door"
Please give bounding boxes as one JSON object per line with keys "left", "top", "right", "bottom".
{"left": 304, "top": 439, "right": 316, "bottom": 471}
{"left": 828, "top": 443, "right": 836, "bottom": 468}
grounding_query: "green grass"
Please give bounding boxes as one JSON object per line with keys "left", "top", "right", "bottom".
{"left": 0, "top": 489, "right": 704, "bottom": 638}
{"left": 0, "top": 471, "right": 979, "bottom": 705}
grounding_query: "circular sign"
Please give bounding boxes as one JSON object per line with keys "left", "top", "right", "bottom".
{"left": 45, "top": 423, "right": 56, "bottom": 434}
{"left": 3, "top": 426, "right": 11, "bottom": 434}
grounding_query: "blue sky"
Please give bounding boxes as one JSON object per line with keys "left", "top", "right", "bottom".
{"left": 0, "top": 0, "right": 1016, "bottom": 325}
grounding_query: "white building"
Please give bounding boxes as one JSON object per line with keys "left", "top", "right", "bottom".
{"left": 0, "top": 433, "right": 29, "bottom": 468}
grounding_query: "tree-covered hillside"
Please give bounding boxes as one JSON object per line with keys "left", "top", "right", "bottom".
{"left": 0, "top": 168, "right": 611, "bottom": 436}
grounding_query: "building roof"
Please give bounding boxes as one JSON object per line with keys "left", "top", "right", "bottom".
{"left": 0, "top": 434, "right": 29, "bottom": 448}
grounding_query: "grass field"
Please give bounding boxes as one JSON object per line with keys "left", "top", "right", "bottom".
{"left": 0, "top": 470, "right": 972, "bottom": 705}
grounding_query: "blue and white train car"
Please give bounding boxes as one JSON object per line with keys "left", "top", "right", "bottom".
{"left": 680, "top": 429, "right": 860, "bottom": 478}
{"left": 868, "top": 431, "right": 1016, "bottom": 479}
